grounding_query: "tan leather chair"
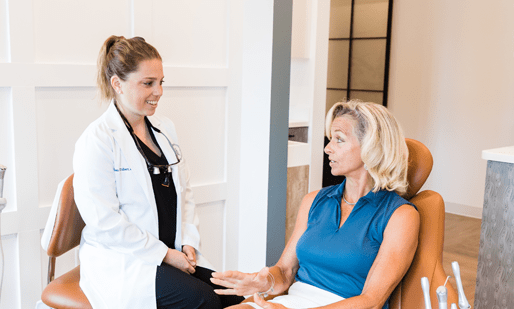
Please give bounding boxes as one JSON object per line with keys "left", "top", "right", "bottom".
{"left": 389, "top": 138, "right": 458, "bottom": 308}
{"left": 41, "top": 174, "right": 92, "bottom": 309}
{"left": 249, "top": 138, "right": 458, "bottom": 308}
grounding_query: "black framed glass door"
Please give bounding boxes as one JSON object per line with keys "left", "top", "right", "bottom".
{"left": 323, "top": 0, "right": 394, "bottom": 187}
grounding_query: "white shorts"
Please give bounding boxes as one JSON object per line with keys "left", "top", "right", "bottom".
{"left": 245, "top": 281, "right": 345, "bottom": 308}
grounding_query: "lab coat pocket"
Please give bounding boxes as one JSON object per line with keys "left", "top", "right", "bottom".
{"left": 114, "top": 167, "right": 138, "bottom": 204}
{"left": 113, "top": 153, "right": 145, "bottom": 206}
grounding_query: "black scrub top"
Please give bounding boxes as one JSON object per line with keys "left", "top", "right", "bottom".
{"left": 135, "top": 120, "right": 178, "bottom": 249}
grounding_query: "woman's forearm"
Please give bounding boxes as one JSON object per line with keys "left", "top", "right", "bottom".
{"left": 268, "top": 264, "right": 296, "bottom": 295}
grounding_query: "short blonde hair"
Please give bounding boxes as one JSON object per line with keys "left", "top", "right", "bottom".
{"left": 325, "top": 100, "right": 409, "bottom": 195}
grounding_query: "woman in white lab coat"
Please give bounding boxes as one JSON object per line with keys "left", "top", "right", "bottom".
{"left": 73, "top": 36, "right": 244, "bottom": 309}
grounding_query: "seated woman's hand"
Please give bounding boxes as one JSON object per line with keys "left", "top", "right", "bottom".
{"left": 210, "top": 267, "right": 271, "bottom": 296}
{"left": 163, "top": 248, "right": 196, "bottom": 274}
{"left": 182, "top": 245, "right": 197, "bottom": 266}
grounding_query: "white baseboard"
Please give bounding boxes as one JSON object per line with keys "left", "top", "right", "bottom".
{"left": 445, "top": 202, "right": 483, "bottom": 219}
{"left": 35, "top": 300, "right": 52, "bottom": 309}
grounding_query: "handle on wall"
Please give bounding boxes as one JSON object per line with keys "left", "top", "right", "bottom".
{"left": 0, "top": 164, "right": 6, "bottom": 304}
{"left": 0, "top": 164, "right": 5, "bottom": 198}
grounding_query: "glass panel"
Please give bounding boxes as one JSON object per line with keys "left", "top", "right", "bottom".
{"left": 350, "top": 90, "right": 383, "bottom": 105}
{"left": 350, "top": 39, "right": 386, "bottom": 91}
{"left": 326, "top": 40, "right": 349, "bottom": 89}
{"left": 329, "top": 0, "right": 352, "bottom": 39}
{"left": 353, "top": 0, "right": 389, "bottom": 38}
{"left": 326, "top": 89, "right": 347, "bottom": 115}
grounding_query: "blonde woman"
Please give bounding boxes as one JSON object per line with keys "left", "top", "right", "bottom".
{"left": 211, "top": 101, "right": 420, "bottom": 309}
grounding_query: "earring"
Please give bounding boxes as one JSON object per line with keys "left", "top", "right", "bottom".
{"left": 364, "top": 164, "right": 368, "bottom": 170}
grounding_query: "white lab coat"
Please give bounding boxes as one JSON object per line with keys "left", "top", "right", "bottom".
{"left": 73, "top": 101, "right": 208, "bottom": 308}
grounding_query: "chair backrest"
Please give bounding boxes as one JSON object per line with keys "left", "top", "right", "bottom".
{"left": 389, "top": 139, "right": 458, "bottom": 308}
{"left": 46, "top": 174, "right": 85, "bottom": 282}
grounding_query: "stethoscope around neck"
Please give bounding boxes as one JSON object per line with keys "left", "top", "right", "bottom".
{"left": 114, "top": 102, "right": 182, "bottom": 187}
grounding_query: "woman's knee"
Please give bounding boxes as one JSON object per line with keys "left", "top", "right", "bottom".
{"left": 158, "top": 287, "right": 221, "bottom": 309}
{"left": 156, "top": 264, "right": 222, "bottom": 309}
{"left": 189, "top": 286, "right": 221, "bottom": 309}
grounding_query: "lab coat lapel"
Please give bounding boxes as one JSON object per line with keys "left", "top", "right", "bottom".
{"left": 150, "top": 118, "right": 179, "bottom": 166}
{"left": 149, "top": 117, "right": 183, "bottom": 231}
{"left": 104, "top": 102, "right": 157, "bottom": 215}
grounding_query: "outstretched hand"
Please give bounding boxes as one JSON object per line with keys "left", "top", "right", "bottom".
{"left": 210, "top": 267, "right": 271, "bottom": 296}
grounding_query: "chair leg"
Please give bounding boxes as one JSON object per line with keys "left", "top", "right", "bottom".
{"left": 47, "top": 257, "right": 56, "bottom": 284}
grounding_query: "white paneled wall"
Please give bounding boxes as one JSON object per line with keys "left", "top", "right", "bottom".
{"left": 0, "top": 88, "right": 15, "bottom": 213}
{"left": 0, "top": 0, "right": 277, "bottom": 308}
{"left": 32, "top": 0, "right": 130, "bottom": 64}
{"left": 0, "top": 0, "right": 9, "bottom": 62}
{"left": 35, "top": 88, "right": 107, "bottom": 206}
{"left": 152, "top": 0, "right": 228, "bottom": 67}
{"left": 156, "top": 88, "right": 227, "bottom": 186}
{"left": 1, "top": 234, "right": 20, "bottom": 308}
{"left": 196, "top": 201, "right": 225, "bottom": 271}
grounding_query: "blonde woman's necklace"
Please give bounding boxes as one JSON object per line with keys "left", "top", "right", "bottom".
{"left": 342, "top": 192, "right": 357, "bottom": 206}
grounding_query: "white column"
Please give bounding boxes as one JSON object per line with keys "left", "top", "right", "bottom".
{"left": 309, "top": 0, "right": 330, "bottom": 192}
{"left": 225, "top": 0, "right": 274, "bottom": 273}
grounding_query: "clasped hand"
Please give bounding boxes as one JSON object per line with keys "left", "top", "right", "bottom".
{"left": 163, "top": 245, "right": 197, "bottom": 274}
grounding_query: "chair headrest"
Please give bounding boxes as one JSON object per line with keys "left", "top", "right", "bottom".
{"left": 404, "top": 138, "right": 433, "bottom": 200}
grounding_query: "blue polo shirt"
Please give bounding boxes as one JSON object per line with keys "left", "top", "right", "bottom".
{"left": 295, "top": 180, "right": 416, "bottom": 308}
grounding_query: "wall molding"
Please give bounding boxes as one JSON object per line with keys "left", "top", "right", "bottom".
{"left": 0, "top": 182, "right": 228, "bottom": 236}
{"left": 0, "top": 63, "right": 229, "bottom": 87}
{"left": 445, "top": 201, "right": 483, "bottom": 219}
